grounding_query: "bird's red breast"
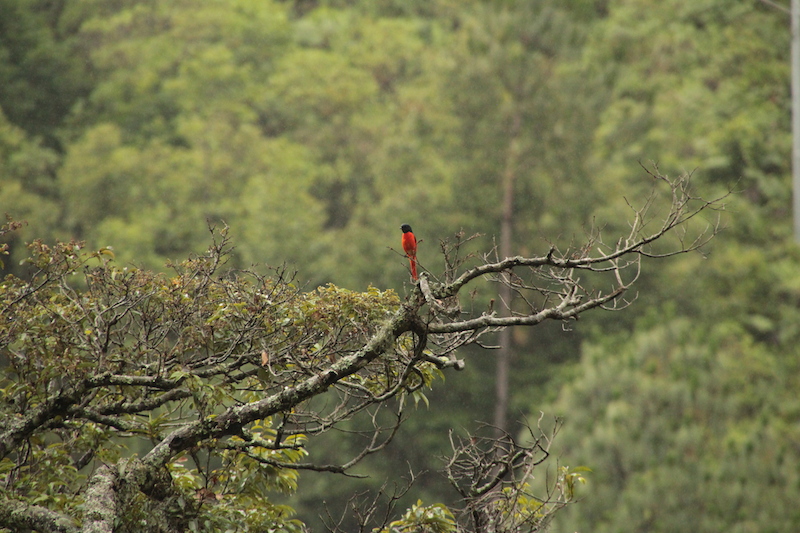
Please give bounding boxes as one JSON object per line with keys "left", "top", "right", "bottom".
{"left": 402, "top": 232, "right": 416, "bottom": 256}
{"left": 400, "top": 224, "right": 418, "bottom": 280}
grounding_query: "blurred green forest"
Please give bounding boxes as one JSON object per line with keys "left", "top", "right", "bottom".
{"left": 1, "top": 0, "right": 798, "bottom": 531}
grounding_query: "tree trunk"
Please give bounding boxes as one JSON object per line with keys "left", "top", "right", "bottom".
{"left": 493, "top": 112, "right": 522, "bottom": 434}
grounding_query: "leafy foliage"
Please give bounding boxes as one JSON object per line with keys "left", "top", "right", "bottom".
{"left": 547, "top": 317, "right": 800, "bottom": 532}
{"left": 381, "top": 500, "right": 457, "bottom": 533}
{"left": 535, "top": 3, "right": 800, "bottom": 531}
{"left": 1, "top": 0, "right": 798, "bottom": 531}
{"left": 0, "top": 232, "right": 324, "bottom": 531}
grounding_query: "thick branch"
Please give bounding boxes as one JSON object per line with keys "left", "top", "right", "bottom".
{"left": 0, "top": 374, "right": 187, "bottom": 459}
{"left": 132, "top": 303, "right": 423, "bottom": 488}
{"left": 0, "top": 498, "right": 78, "bottom": 533}
{"left": 0, "top": 382, "right": 89, "bottom": 459}
{"left": 80, "top": 465, "right": 117, "bottom": 533}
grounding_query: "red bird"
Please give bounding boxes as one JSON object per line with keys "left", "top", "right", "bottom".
{"left": 400, "top": 224, "right": 418, "bottom": 280}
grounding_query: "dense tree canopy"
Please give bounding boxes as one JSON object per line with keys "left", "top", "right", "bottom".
{"left": 0, "top": 0, "right": 798, "bottom": 531}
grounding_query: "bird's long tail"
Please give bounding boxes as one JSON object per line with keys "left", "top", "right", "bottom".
{"left": 408, "top": 255, "right": 418, "bottom": 280}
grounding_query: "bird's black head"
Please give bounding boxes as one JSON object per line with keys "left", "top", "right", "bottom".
{"left": 400, "top": 224, "right": 413, "bottom": 233}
